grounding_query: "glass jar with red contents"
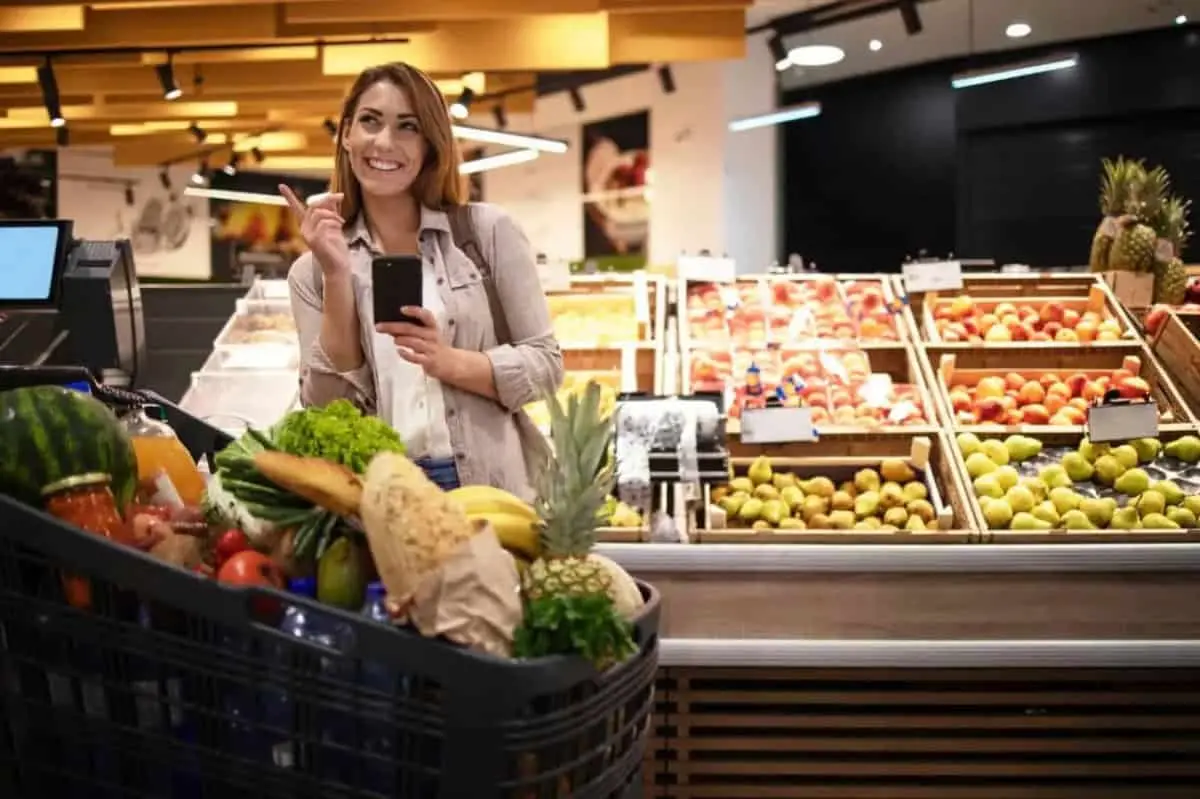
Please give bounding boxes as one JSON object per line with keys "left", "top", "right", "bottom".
{"left": 42, "top": 473, "right": 131, "bottom": 609}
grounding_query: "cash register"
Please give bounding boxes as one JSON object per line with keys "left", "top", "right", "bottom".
{"left": 0, "top": 219, "right": 145, "bottom": 391}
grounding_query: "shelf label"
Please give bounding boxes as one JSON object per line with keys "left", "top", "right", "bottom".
{"left": 1086, "top": 400, "right": 1158, "bottom": 443}
{"left": 678, "top": 255, "right": 737, "bottom": 283}
{"left": 740, "top": 406, "right": 818, "bottom": 444}
{"left": 902, "top": 260, "right": 963, "bottom": 293}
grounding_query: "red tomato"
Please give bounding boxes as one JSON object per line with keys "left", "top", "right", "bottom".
{"left": 217, "top": 551, "right": 283, "bottom": 589}
{"left": 214, "top": 529, "right": 250, "bottom": 565}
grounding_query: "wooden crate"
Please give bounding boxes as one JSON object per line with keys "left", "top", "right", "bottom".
{"left": 652, "top": 666, "right": 1200, "bottom": 799}
{"left": 1149, "top": 309, "right": 1200, "bottom": 418}
{"left": 914, "top": 283, "right": 1140, "bottom": 348}
{"left": 595, "top": 483, "right": 674, "bottom": 543}
{"left": 950, "top": 425, "right": 1200, "bottom": 542}
{"left": 721, "top": 344, "right": 940, "bottom": 434}
{"left": 562, "top": 342, "right": 662, "bottom": 393}
{"left": 924, "top": 345, "right": 1196, "bottom": 430}
{"left": 693, "top": 432, "right": 973, "bottom": 542}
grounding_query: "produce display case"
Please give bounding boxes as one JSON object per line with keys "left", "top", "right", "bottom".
{"left": 1148, "top": 307, "right": 1200, "bottom": 416}
{"left": 680, "top": 275, "right": 933, "bottom": 432}
{"left": 927, "top": 346, "right": 1196, "bottom": 429}
{"left": 949, "top": 425, "right": 1200, "bottom": 542}
{"left": 179, "top": 370, "right": 299, "bottom": 434}
{"left": 212, "top": 297, "right": 298, "bottom": 347}
{"left": 905, "top": 276, "right": 1140, "bottom": 348}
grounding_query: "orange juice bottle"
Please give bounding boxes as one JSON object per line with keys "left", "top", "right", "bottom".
{"left": 123, "top": 404, "right": 207, "bottom": 506}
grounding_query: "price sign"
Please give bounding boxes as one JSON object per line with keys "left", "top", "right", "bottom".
{"left": 740, "top": 406, "right": 818, "bottom": 444}
{"left": 678, "top": 255, "right": 736, "bottom": 283}
{"left": 902, "top": 260, "right": 963, "bottom": 293}
{"left": 1086, "top": 400, "right": 1158, "bottom": 444}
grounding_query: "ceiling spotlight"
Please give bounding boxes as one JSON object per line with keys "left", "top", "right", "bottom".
{"left": 1006, "top": 22, "right": 1032, "bottom": 38}
{"left": 568, "top": 86, "right": 585, "bottom": 113}
{"left": 1176, "top": 14, "right": 1188, "bottom": 25}
{"left": 191, "top": 159, "right": 208, "bottom": 186}
{"left": 768, "top": 31, "right": 791, "bottom": 71}
{"left": 323, "top": 118, "right": 338, "bottom": 139}
{"left": 657, "top": 65, "right": 676, "bottom": 94}
{"left": 55, "top": 126, "right": 69, "bottom": 147}
{"left": 124, "top": 184, "right": 136, "bottom": 206}
{"left": 222, "top": 153, "right": 240, "bottom": 176}
{"left": 869, "top": 39, "right": 883, "bottom": 52}
{"left": 787, "top": 44, "right": 846, "bottom": 67}
{"left": 155, "top": 57, "right": 182, "bottom": 101}
{"left": 36, "top": 60, "right": 64, "bottom": 128}
{"left": 450, "top": 87, "right": 474, "bottom": 120}
{"left": 250, "top": 147, "right": 265, "bottom": 164}
{"left": 188, "top": 121, "right": 206, "bottom": 143}
{"left": 899, "top": 0, "right": 922, "bottom": 35}
{"left": 159, "top": 169, "right": 171, "bottom": 190}
{"left": 492, "top": 104, "right": 507, "bottom": 130}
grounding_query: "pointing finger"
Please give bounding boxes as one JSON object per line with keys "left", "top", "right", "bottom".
{"left": 278, "top": 184, "right": 306, "bottom": 217}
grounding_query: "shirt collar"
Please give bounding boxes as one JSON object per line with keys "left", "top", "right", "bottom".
{"left": 344, "top": 206, "right": 452, "bottom": 252}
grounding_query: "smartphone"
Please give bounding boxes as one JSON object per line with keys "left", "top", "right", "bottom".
{"left": 372, "top": 255, "right": 424, "bottom": 325}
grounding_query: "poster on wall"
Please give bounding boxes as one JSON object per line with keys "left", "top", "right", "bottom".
{"left": 0, "top": 149, "right": 57, "bottom": 220}
{"left": 463, "top": 146, "right": 485, "bottom": 202}
{"left": 580, "top": 109, "right": 649, "bottom": 272}
{"left": 209, "top": 173, "right": 326, "bottom": 283}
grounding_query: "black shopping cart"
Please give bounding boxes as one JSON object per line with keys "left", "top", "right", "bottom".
{"left": 0, "top": 367, "right": 659, "bottom": 799}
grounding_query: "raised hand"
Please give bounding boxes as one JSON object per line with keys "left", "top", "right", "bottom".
{"left": 279, "top": 184, "right": 350, "bottom": 277}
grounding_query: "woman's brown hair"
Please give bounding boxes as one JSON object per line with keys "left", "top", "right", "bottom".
{"left": 330, "top": 62, "right": 464, "bottom": 224}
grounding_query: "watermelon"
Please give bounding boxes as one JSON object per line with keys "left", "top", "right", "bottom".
{"left": 0, "top": 386, "right": 138, "bottom": 509}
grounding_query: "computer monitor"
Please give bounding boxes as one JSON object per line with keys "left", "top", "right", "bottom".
{"left": 0, "top": 220, "right": 73, "bottom": 311}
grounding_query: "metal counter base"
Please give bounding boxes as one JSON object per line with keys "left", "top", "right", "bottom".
{"left": 601, "top": 543, "right": 1200, "bottom": 798}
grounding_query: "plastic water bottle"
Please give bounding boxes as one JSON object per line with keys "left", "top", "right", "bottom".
{"left": 360, "top": 582, "right": 398, "bottom": 794}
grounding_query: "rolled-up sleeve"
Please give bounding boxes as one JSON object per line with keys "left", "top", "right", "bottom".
{"left": 287, "top": 253, "right": 376, "bottom": 412}
{"left": 483, "top": 212, "right": 564, "bottom": 411}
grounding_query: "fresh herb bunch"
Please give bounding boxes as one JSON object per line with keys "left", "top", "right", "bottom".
{"left": 513, "top": 592, "right": 637, "bottom": 669}
{"left": 272, "top": 399, "right": 405, "bottom": 473}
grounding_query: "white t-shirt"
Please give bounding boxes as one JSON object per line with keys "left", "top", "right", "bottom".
{"left": 371, "top": 251, "right": 454, "bottom": 460}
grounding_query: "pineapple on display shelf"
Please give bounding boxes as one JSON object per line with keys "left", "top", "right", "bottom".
{"left": 1153, "top": 195, "right": 1192, "bottom": 305}
{"left": 514, "top": 381, "right": 643, "bottom": 667}
{"left": 1109, "top": 165, "right": 1169, "bottom": 273}
{"left": 1090, "top": 157, "right": 1146, "bottom": 272}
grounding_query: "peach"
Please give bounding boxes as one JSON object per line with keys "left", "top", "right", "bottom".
{"left": 1082, "top": 381, "right": 1106, "bottom": 402}
{"left": 985, "top": 325, "right": 1012, "bottom": 342}
{"left": 1000, "top": 313, "right": 1021, "bottom": 328}
{"left": 1097, "top": 330, "right": 1120, "bottom": 341}
{"left": 978, "top": 313, "right": 999, "bottom": 332}
{"left": 999, "top": 395, "right": 1018, "bottom": 413}
{"left": 994, "top": 302, "right": 1018, "bottom": 318}
{"left": 1018, "top": 382, "right": 1046, "bottom": 405}
{"left": 1075, "top": 321, "right": 1098, "bottom": 342}
{"left": 1043, "top": 321, "right": 1062, "bottom": 337}
{"left": 1062, "top": 308, "right": 1081, "bottom": 328}
{"left": 950, "top": 389, "right": 973, "bottom": 412}
{"left": 1068, "top": 396, "right": 1090, "bottom": 412}
{"left": 1044, "top": 393, "right": 1067, "bottom": 414}
{"left": 1062, "top": 406, "right": 1087, "bottom": 425}
{"left": 948, "top": 296, "right": 974, "bottom": 318}
{"left": 1005, "top": 372, "right": 1026, "bottom": 391}
{"left": 956, "top": 409, "right": 978, "bottom": 424}
{"left": 1040, "top": 301, "right": 1066, "bottom": 323}
{"left": 976, "top": 376, "right": 1007, "bottom": 398}
{"left": 1048, "top": 413, "right": 1074, "bottom": 426}
{"left": 1065, "top": 374, "right": 1089, "bottom": 397}
{"left": 1055, "top": 328, "right": 1078, "bottom": 342}
{"left": 1031, "top": 331, "right": 1053, "bottom": 341}
{"left": 1039, "top": 373, "right": 1061, "bottom": 389}
{"left": 1047, "top": 381, "right": 1072, "bottom": 399}
{"left": 1117, "top": 376, "right": 1152, "bottom": 399}
{"left": 976, "top": 398, "right": 1005, "bottom": 421}
{"left": 1111, "top": 368, "right": 1134, "bottom": 383}
{"left": 1021, "top": 404, "right": 1051, "bottom": 424}
{"left": 1018, "top": 304, "right": 1037, "bottom": 318}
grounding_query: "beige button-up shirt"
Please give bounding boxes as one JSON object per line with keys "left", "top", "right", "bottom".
{"left": 287, "top": 202, "right": 563, "bottom": 499}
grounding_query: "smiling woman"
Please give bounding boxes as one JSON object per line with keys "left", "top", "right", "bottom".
{"left": 284, "top": 62, "right": 563, "bottom": 500}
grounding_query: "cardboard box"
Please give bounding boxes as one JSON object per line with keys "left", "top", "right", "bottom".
{"left": 1101, "top": 271, "right": 1154, "bottom": 309}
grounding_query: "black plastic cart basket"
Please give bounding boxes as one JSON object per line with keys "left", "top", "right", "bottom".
{"left": 0, "top": 368, "right": 659, "bottom": 799}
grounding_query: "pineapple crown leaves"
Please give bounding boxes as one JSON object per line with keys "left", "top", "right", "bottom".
{"left": 1099, "top": 156, "right": 1147, "bottom": 216}
{"left": 1124, "top": 165, "right": 1171, "bottom": 224}
{"left": 1162, "top": 196, "right": 1193, "bottom": 256}
{"left": 533, "top": 380, "right": 616, "bottom": 557}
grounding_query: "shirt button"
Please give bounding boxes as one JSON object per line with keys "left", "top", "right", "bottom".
{"left": 437, "top": 277, "right": 445, "bottom": 285}
{"left": 448, "top": 318, "right": 456, "bottom": 327}
{"left": 447, "top": 408, "right": 457, "bottom": 417}
{"left": 454, "top": 451, "right": 465, "bottom": 461}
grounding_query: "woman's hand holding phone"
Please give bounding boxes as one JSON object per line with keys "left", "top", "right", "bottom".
{"left": 279, "top": 184, "right": 350, "bottom": 278}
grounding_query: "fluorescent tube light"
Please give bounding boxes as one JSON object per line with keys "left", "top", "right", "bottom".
{"left": 952, "top": 54, "right": 1078, "bottom": 89}
{"left": 459, "top": 148, "right": 539, "bottom": 174}
{"left": 452, "top": 124, "right": 567, "bottom": 154}
{"left": 729, "top": 102, "right": 821, "bottom": 133}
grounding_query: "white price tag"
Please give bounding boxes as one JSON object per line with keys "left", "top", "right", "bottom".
{"left": 620, "top": 344, "right": 640, "bottom": 393}
{"left": 632, "top": 270, "right": 650, "bottom": 323}
{"left": 903, "top": 260, "right": 963, "bottom": 293}
{"left": 677, "top": 255, "right": 737, "bottom": 283}
{"left": 537, "top": 259, "right": 573, "bottom": 292}
{"left": 740, "top": 406, "right": 818, "bottom": 444}
{"left": 1086, "top": 401, "right": 1158, "bottom": 444}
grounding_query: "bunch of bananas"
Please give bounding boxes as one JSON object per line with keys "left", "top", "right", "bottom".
{"left": 446, "top": 485, "right": 541, "bottom": 567}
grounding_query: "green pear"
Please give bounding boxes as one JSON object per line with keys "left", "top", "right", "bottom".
{"left": 965, "top": 452, "right": 997, "bottom": 479}
{"left": 1004, "top": 434, "right": 1043, "bottom": 463}
{"left": 1110, "top": 507, "right": 1141, "bottom": 529}
{"left": 1135, "top": 490, "right": 1166, "bottom": 517}
{"left": 1164, "top": 435, "right": 1200, "bottom": 464}
{"left": 1113, "top": 468, "right": 1151, "bottom": 497}
{"left": 1060, "top": 509, "right": 1095, "bottom": 530}
{"left": 1153, "top": 480, "right": 1185, "bottom": 506}
{"left": 1019, "top": 476, "right": 1048, "bottom": 502}
{"left": 883, "top": 507, "right": 909, "bottom": 527}
{"left": 993, "top": 465, "right": 1020, "bottom": 492}
{"left": 1184, "top": 496, "right": 1200, "bottom": 516}
{"left": 1049, "top": 486, "right": 1082, "bottom": 515}
{"left": 1092, "top": 455, "right": 1125, "bottom": 486}
{"left": 1011, "top": 511, "right": 1051, "bottom": 531}
{"left": 1140, "top": 512, "right": 1178, "bottom": 529}
{"left": 1110, "top": 445, "right": 1139, "bottom": 470}
{"left": 1166, "top": 505, "right": 1197, "bottom": 528}
{"left": 1032, "top": 501, "right": 1060, "bottom": 525}
{"left": 907, "top": 499, "right": 936, "bottom": 524}
{"left": 956, "top": 432, "right": 982, "bottom": 456}
{"left": 854, "top": 491, "right": 881, "bottom": 518}
{"left": 902, "top": 481, "right": 928, "bottom": 502}
{"left": 1005, "top": 485, "right": 1037, "bottom": 514}
{"left": 1061, "top": 452, "right": 1094, "bottom": 483}
{"left": 854, "top": 468, "right": 881, "bottom": 493}
{"left": 805, "top": 476, "right": 836, "bottom": 498}
{"left": 1079, "top": 497, "right": 1114, "bottom": 527}
{"left": 1038, "top": 464, "right": 1072, "bottom": 489}
{"left": 980, "top": 439, "right": 1010, "bottom": 466}
{"left": 747, "top": 456, "right": 773, "bottom": 485}
{"left": 1078, "top": 437, "right": 1109, "bottom": 463}
{"left": 982, "top": 498, "right": 1014, "bottom": 529}
{"left": 905, "top": 515, "right": 928, "bottom": 532}
{"left": 1131, "top": 437, "right": 1162, "bottom": 463}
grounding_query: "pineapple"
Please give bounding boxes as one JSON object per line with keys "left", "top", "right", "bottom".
{"left": 1090, "top": 157, "right": 1146, "bottom": 272}
{"left": 1154, "top": 196, "right": 1192, "bottom": 305}
{"left": 1110, "top": 166, "right": 1169, "bottom": 272}
{"left": 525, "top": 380, "right": 617, "bottom": 601}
